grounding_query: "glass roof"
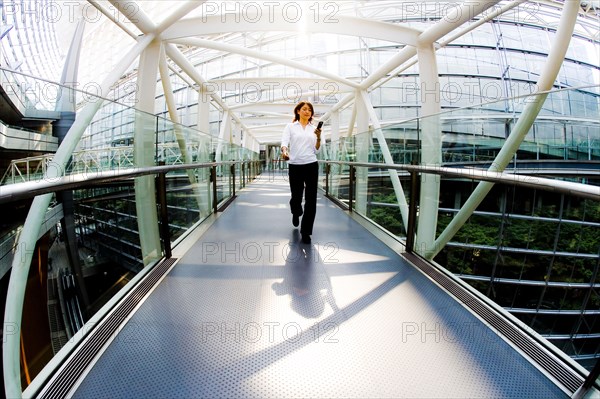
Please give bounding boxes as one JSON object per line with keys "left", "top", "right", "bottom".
{"left": 1, "top": 0, "right": 599, "bottom": 144}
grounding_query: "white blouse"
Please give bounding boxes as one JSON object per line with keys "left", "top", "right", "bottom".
{"left": 281, "top": 121, "right": 320, "bottom": 165}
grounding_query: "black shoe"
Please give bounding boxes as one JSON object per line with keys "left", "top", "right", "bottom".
{"left": 292, "top": 215, "right": 299, "bottom": 227}
{"left": 301, "top": 234, "right": 311, "bottom": 244}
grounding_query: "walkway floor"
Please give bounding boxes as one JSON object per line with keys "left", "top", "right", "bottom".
{"left": 72, "top": 173, "right": 566, "bottom": 398}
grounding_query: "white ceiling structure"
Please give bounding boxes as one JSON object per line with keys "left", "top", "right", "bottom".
{"left": 89, "top": 0, "right": 428, "bottom": 146}
{"left": 49, "top": 0, "right": 593, "bottom": 147}
{"left": 2, "top": 0, "right": 598, "bottom": 146}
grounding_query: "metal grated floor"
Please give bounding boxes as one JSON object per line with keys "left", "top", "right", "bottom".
{"left": 72, "top": 172, "right": 567, "bottom": 398}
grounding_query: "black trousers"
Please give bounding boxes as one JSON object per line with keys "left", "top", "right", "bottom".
{"left": 288, "top": 162, "right": 318, "bottom": 236}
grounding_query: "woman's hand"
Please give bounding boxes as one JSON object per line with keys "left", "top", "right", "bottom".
{"left": 314, "top": 128, "right": 322, "bottom": 150}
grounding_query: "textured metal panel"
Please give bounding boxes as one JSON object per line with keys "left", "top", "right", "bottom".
{"left": 403, "top": 252, "right": 584, "bottom": 394}
{"left": 38, "top": 257, "right": 177, "bottom": 399}
{"left": 73, "top": 176, "right": 568, "bottom": 398}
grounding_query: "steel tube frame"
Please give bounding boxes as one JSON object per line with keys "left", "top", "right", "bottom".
{"left": 405, "top": 167, "right": 421, "bottom": 253}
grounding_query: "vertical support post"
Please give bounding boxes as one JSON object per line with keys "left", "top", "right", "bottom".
{"left": 354, "top": 91, "right": 370, "bottom": 215}
{"left": 155, "top": 115, "right": 159, "bottom": 163}
{"left": 211, "top": 165, "right": 218, "bottom": 214}
{"left": 134, "top": 40, "right": 162, "bottom": 266}
{"left": 325, "top": 162, "right": 330, "bottom": 198}
{"left": 415, "top": 43, "right": 441, "bottom": 255}
{"left": 242, "top": 162, "right": 246, "bottom": 187}
{"left": 231, "top": 164, "right": 236, "bottom": 197}
{"left": 156, "top": 164, "right": 172, "bottom": 259}
{"left": 349, "top": 165, "right": 355, "bottom": 213}
{"left": 406, "top": 167, "right": 420, "bottom": 253}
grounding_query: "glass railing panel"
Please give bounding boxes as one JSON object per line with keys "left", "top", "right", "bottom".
{"left": 0, "top": 75, "right": 223, "bottom": 185}
{"left": 164, "top": 167, "right": 213, "bottom": 245}
{"left": 73, "top": 184, "right": 143, "bottom": 272}
{"left": 433, "top": 186, "right": 600, "bottom": 369}
{"left": 380, "top": 122, "right": 420, "bottom": 165}
{"left": 323, "top": 133, "right": 413, "bottom": 240}
{"left": 0, "top": 69, "right": 70, "bottom": 115}
{"left": 0, "top": 69, "right": 27, "bottom": 111}
{"left": 549, "top": 286, "right": 587, "bottom": 311}
{"left": 215, "top": 166, "right": 231, "bottom": 206}
{"left": 365, "top": 167, "right": 409, "bottom": 239}
{"left": 1, "top": 70, "right": 261, "bottom": 395}
{"left": 73, "top": 104, "right": 140, "bottom": 174}
{"left": 210, "top": 138, "right": 233, "bottom": 204}
{"left": 10, "top": 182, "right": 146, "bottom": 388}
{"left": 405, "top": 87, "right": 600, "bottom": 165}
{"left": 317, "top": 86, "right": 600, "bottom": 373}
{"left": 11, "top": 156, "right": 251, "bottom": 390}
{"left": 236, "top": 161, "right": 244, "bottom": 192}
{"left": 501, "top": 285, "right": 546, "bottom": 310}
{"left": 431, "top": 169, "right": 599, "bottom": 345}
{"left": 327, "top": 161, "right": 351, "bottom": 208}
{"left": 321, "top": 135, "right": 356, "bottom": 207}
{"left": 587, "top": 274, "right": 600, "bottom": 306}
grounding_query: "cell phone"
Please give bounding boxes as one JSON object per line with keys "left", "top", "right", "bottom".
{"left": 317, "top": 121, "right": 323, "bottom": 129}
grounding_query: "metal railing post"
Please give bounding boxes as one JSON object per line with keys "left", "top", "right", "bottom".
{"left": 325, "top": 162, "right": 330, "bottom": 198}
{"left": 349, "top": 165, "right": 355, "bottom": 212}
{"left": 155, "top": 164, "right": 172, "bottom": 258}
{"left": 211, "top": 165, "right": 218, "bottom": 214}
{"left": 242, "top": 162, "right": 246, "bottom": 187}
{"left": 231, "top": 163, "right": 236, "bottom": 197}
{"left": 405, "top": 166, "right": 420, "bottom": 253}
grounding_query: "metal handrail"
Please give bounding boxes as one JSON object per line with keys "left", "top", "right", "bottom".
{"left": 321, "top": 160, "right": 600, "bottom": 201}
{"left": 0, "top": 160, "right": 259, "bottom": 204}
{"left": 2, "top": 159, "right": 595, "bottom": 204}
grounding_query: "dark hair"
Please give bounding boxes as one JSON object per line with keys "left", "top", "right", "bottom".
{"left": 293, "top": 102, "right": 314, "bottom": 122}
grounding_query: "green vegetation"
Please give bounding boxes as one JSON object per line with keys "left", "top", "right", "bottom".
{"left": 369, "top": 186, "right": 600, "bottom": 314}
{"left": 368, "top": 192, "right": 404, "bottom": 235}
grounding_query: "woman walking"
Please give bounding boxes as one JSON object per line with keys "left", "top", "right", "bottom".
{"left": 281, "top": 101, "right": 322, "bottom": 244}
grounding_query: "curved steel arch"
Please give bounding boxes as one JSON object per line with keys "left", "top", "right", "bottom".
{"left": 161, "top": 14, "right": 422, "bottom": 46}
{"left": 169, "top": 37, "right": 361, "bottom": 89}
